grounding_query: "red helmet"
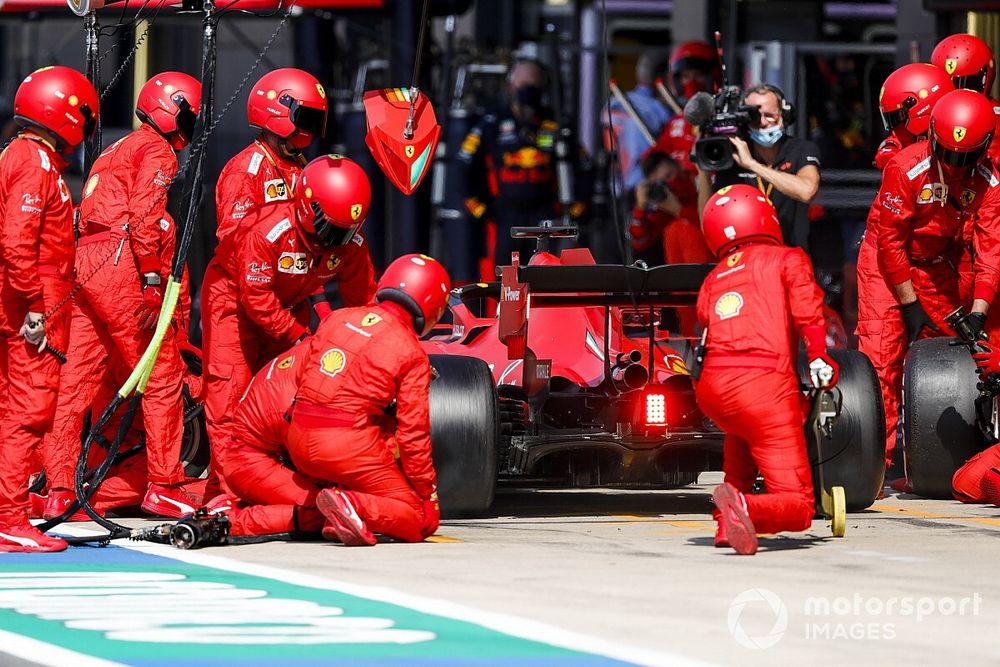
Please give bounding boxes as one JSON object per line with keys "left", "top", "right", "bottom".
{"left": 14, "top": 66, "right": 98, "bottom": 150}
{"left": 247, "top": 68, "right": 328, "bottom": 149}
{"left": 879, "top": 63, "right": 954, "bottom": 136}
{"left": 930, "top": 88, "right": 996, "bottom": 167}
{"left": 135, "top": 71, "right": 201, "bottom": 150}
{"left": 298, "top": 154, "right": 372, "bottom": 247}
{"left": 669, "top": 41, "right": 721, "bottom": 100}
{"left": 376, "top": 254, "right": 452, "bottom": 336}
{"left": 931, "top": 33, "right": 996, "bottom": 93}
{"left": 701, "top": 184, "right": 782, "bottom": 257}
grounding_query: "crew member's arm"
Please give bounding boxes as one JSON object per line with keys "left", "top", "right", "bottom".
{"left": 730, "top": 136, "right": 820, "bottom": 203}
{"left": 971, "top": 178, "right": 1000, "bottom": 316}
{"left": 392, "top": 351, "right": 437, "bottom": 500}
{"left": 782, "top": 248, "right": 838, "bottom": 387}
{"left": 128, "top": 143, "right": 177, "bottom": 277}
{"left": 237, "top": 229, "right": 309, "bottom": 346}
{"left": 331, "top": 235, "right": 377, "bottom": 307}
{"left": 1, "top": 160, "right": 47, "bottom": 314}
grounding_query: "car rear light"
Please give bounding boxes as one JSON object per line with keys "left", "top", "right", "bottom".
{"left": 645, "top": 391, "right": 667, "bottom": 425}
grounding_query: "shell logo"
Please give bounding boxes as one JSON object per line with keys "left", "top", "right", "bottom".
{"left": 954, "top": 126, "right": 967, "bottom": 143}
{"left": 714, "top": 291, "right": 744, "bottom": 320}
{"left": 918, "top": 88, "right": 928, "bottom": 99}
{"left": 351, "top": 204, "right": 363, "bottom": 220}
{"left": 405, "top": 145, "right": 415, "bottom": 158}
{"left": 945, "top": 58, "right": 958, "bottom": 75}
{"left": 726, "top": 251, "right": 743, "bottom": 268}
{"left": 265, "top": 182, "right": 286, "bottom": 199}
{"left": 319, "top": 348, "right": 347, "bottom": 378}
{"left": 278, "top": 255, "right": 295, "bottom": 271}
{"left": 276, "top": 354, "right": 294, "bottom": 369}
{"left": 84, "top": 174, "right": 99, "bottom": 197}
{"left": 266, "top": 89, "right": 277, "bottom": 100}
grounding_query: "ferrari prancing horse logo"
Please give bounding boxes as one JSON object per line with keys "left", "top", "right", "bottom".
{"left": 405, "top": 145, "right": 415, "bottom": 159}
{"left": 945, "top": 58, "right": 958, "bottom": 75}
{"left": 726, "top": 252, "right": 743, "bottom": 268}
{"left": 350, "top": 204, "right": 363, "bottom": 220}
{"left": 954, "top": 126, "right": 967, "bottom": 143}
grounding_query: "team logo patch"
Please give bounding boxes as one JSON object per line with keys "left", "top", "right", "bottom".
{"left": 954, "top": 126, "right": 967, "bottom": 143}
{"left": 726, "top": 252, "right": 743, "bottom": 268}
{"left": 327, "top": 256, "right": 341, "bottom": 271}
{"left": 316, "top": 83, "right": 326, "bottom": 99}
{"left": 917, "top": 183, "right": 947, "bottom": 205}
{"left": 716, "top": 185, "right": 733, "bottom": 196}
{"left": 961, "top": 188, "right": 976, "bottom": 207}
{"left": 351, "top": 204, "right": 363, "bottom": 221}
{"left": 276, "top": 354, "right": 294, "bottom": 369}
{"left": 945, "top": 58, "right": 958, "bottom": 75}
{"left": 277, "top": 252, "right": 309, "bottom": 274}
{"left": 263, "top": 179, "right": 288, "bottom": 202}
{"left": 361, "top": 312, "right": 382, "bottom": 327}
{"left": 319, "top": 348, "right": 346, "bottom": 378}
{"left": 714, "top": 291, "right": 744, "bottom": 320}
{"left": 405, "top": 145, "right": 415, "bottom": 159}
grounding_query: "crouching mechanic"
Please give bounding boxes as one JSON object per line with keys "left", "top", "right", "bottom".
{"left": 694, "top": 185, "right": 838, "bottom": 556}
{"left": 0, "top": 66, "right": 98, "bottom": 551}
{"left": 286, "top": 254, "right": 451, "bottom": 546}
{"left": 201, "top": 155, "right": 376, "bottom": 495}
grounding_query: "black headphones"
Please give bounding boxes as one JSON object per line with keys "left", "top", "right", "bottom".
{"left": 751, "top": 83, "right": 797, "bottom": 127}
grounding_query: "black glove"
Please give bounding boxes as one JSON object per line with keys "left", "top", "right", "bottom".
{"left": 901, "top": 300, "right": 940, "bottom": 346}
{"left": 967, "top": 312, "right": 988, "bottom": 340}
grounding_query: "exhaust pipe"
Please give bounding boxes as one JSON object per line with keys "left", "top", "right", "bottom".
{"left": 611, "top": 361, "right": 649, "bottom": 391}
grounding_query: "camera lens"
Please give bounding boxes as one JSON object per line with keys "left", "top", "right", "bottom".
{"left": 170, "top": 524, "right": 198, "bottom": 550}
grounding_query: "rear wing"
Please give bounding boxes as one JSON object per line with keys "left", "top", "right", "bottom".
{"left": 517, "top": 263, "right": 714, "bottom": 307}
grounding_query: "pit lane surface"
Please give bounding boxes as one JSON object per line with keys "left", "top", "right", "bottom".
{"left": 2, "top": 472, "right": 998, "bottom": 666}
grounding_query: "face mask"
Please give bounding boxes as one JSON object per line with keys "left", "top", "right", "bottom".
{"left": 750, "top": 124, "right": 783, "bottom": 147}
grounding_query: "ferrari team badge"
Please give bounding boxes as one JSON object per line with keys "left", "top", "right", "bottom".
{"left": 276, "top": 355, "right": 294, "bottom": 370}
{"left": 726, "top": 252, "right": 743, "bottom": 268}
{"left": 954, "top": 126, "right": 967, "bottom": 143}
{"left": 351, "top": 204, "right": 363, "bottom": 220}
{"left": 319, "top": 348, "right": 347, "bottom": 378}
{"left": 945, "top": 58, "right": 958, "bottom": 75}
{"left": 405, "top": 145, "right": 415, "bottom": 158}
{"left": 361, "top": 313, "right": 383, "bottom": 327}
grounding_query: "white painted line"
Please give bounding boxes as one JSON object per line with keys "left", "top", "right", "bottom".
{"left": 55, "top": 525, "right": 720, "bottom": 667}
{"left": 0, "top": 628, "right": 126, "bottom": 667}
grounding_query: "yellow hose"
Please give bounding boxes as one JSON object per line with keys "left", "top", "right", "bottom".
{"left": 119, "top": 278, "right": 181, "bottom": 397}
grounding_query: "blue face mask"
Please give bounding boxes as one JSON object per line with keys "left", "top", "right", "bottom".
{"left": 750, "top": 125, "right": 784, "bottom": 147}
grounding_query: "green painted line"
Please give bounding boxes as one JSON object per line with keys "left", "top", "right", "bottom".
{"left": 0, "top": 540, "right": 693, "bottom": 667}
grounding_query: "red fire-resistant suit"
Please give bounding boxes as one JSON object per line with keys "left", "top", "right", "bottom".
{"left": 0, "top": 133, "right": 74, "bottom": 523}
{"left": 223, "top": 350, "right": 325, "bottom": 535}
{"left": 48, "top": 125, "right": 187, "bottom": 492}
{"left": 214, "top": 139, "right": 303, "bottom": 244}
{"left": 694, "top": 243, "right": 825, "bottom": 535}
{"left": 857, "top": 142, "right": 1000, "bottom": 466}
{"left": 43, "top": 206, "right": 191, "bottom": 494}
{"left": 201, "top": 202, "right": 376, "bottom": 490}
{"left": 286, "top": 302, "right": 437, "bottom": 543}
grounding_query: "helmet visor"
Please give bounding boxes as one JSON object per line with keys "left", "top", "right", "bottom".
{"left": 934, "top": 136, "right": 990, "bottom": 168}
{"left": 880, "top": 107, "right": 910, "bottom": 132}
{"left": 173, "top": 94, "right": 198, "bottom": 142}
{"left": 311, "top": 201, "right": 361, "bottom": 247}
{"left": 81, "top": 103, "right": 97, "bottom": 141}
{"left": 281, "top": 95, "right": 327, "bottom": 139}
{"left": 952, "top": 70, "right": 988, "bottom": 93}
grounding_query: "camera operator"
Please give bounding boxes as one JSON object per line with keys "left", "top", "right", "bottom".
{"left": 696, "top": 84, "right": 821, "bottom": 251}
{"left": 631, "top": 151, "right": 709, "bottom": 266}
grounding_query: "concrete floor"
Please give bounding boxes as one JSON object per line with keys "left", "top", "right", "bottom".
{"left": 9, "top": 474, "right": 1000, "bottom": 666}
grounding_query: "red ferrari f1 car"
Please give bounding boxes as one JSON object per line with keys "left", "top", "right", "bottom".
{"left": 423, "top": 227, "right": 885, "bottom": 518}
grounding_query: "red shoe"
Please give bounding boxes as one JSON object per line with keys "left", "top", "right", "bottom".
{"left": 141, "top": 484, "right": 199, "bottom": 519}
{"left": 0, "top": 522, "right": 68, "bottom": 553}
{"left": 316, "top": 489, "right": 376, "bottom": 546}
{"left": 714, "top": 521, "right": 730, "bottom": 548}
{"left": 42, "top": 489, "right": 90, "bottom": 522}
{"left": 29, "top": 492, "right": 46, "bottom": 519}
{"left": 983, "top": 468, "right": 1000, "bottom": 506}
{"left": 889, "top": 477, "right": 912, "bottom": 494}
{"left": 712, "top": 482, "right": 758, "bottom": 555}
{"left": 204, "top": 493, "right": 236, "bottom": 515}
